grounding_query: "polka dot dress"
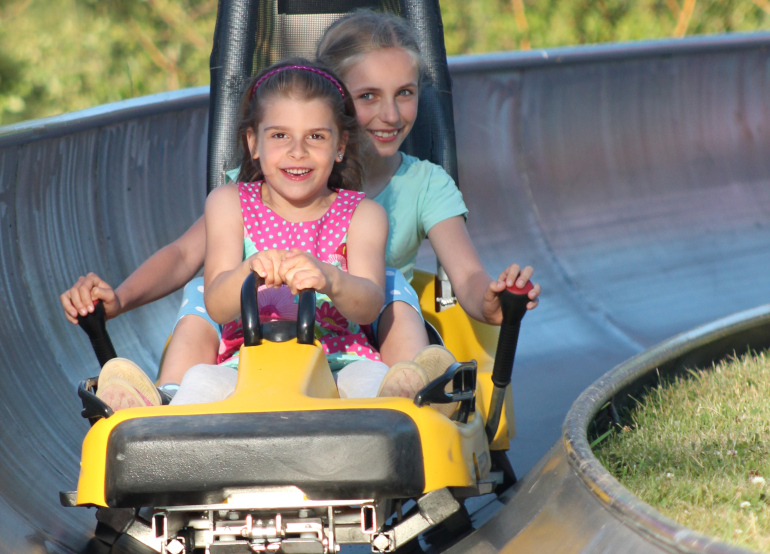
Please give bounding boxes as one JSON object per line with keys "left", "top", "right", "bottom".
{"left": 217, "top": 181, "right": 381, "bottom": 371}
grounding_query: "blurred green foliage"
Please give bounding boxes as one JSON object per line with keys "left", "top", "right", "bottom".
{"left": 440, "top": 0, "right": 770, "bottom": 54}
{"left": 0, "top": 0, "right": 768, "bottom": 124}
{"left": 0, "top": 0, "right": 216, "bottom": 124}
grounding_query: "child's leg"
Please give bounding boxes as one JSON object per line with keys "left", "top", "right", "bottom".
{"left": 158, "top": 316, "right": 219, "bottom": 386}
{"left": 336, "top": 360, "right": 391, "bottom": 398}
{"left": 376, "top": 301, "right": 429, "bottom": 366}
{"left": 157, "top": 277, "right": 221, "bottom": 386}
{"left": 169, "top": 364, "right": 238, "bottom": 405}
{"left": 374, "top": 269, "right": 430, "bottom": 366}
{"left": 336, "top": 358, "right": 432, "bottom": 400}
{"left": 372, "top": 271, "right": 458, "bottom": 410}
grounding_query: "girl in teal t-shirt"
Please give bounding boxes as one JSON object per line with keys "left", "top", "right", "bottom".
{"left": 315, "top": 11, "right": 540, "bottom": 399}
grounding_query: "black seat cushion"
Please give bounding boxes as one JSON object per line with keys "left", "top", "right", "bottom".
{"left": 105, "top": 409, "right": 425, "bottom": 507}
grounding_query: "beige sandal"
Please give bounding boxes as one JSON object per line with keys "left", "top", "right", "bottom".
{"left": 96, "top": 358, "right": 161, "bottom": 411}
{"left": 376, "top": 361, "right": 430, "bottom": 398}
{"left": 413, "top": 346, "right": 459, "bottom": 418}
{"left": 413, "top": 346, "right": 457, "bottom": 381}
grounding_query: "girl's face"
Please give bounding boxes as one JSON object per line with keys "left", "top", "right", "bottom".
{"left": 247, "top": 96, "right": 346, "bottom": 203}
{"left": 344, "top": 47, "right": 419, "bottom": 159}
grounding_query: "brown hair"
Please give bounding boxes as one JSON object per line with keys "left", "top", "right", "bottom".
{"left": 315, "top": 10, "right": 423, "bottom": 84}
{"left": 234, "top": 58, "right": 364, "bottom": 191}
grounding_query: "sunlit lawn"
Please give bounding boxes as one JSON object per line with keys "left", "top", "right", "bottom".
{"left": 594, "top": 350, "right": 770, "bottom": 552}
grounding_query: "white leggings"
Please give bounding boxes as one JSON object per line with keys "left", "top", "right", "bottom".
{"left": 169, "top": 359, "right": 391, "bottom": 405}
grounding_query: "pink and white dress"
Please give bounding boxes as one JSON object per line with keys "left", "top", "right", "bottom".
{"left": 217, "top": 181, "right": 381, "bottom": 371}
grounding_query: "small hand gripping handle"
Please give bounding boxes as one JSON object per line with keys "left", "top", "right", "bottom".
{"left": 490, "top": 282, "right": 533, "bottom": 388}
{"left": 77, "top": 301, "right": 118, "bottom": 368}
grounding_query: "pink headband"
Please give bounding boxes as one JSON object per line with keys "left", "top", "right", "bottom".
{"left": 251, "top": 65, "right": 346, "bottom": 99}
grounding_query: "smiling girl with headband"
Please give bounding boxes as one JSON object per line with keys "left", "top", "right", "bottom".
{"left": 91, "top": 59, "right": 398, "bottom": 409}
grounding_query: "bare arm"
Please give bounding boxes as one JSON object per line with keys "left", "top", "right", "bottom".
{"left": 310, "top": 199, "right": 388, "bottom": 325}
{"left": 428, "top": 216, "right": 540, "bottom": 325}
{"left": 116, "top": 216, "right": 207, "bottom": 313}
{"left": 203, "top": 184, "right": 253, "bottom": 324}
{"left": 60, "top": 217, "right": 206, "bottom": 323}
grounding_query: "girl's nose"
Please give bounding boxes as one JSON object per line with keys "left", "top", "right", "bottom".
{"left": 288, "top": 139, "right": 307, "bottom": 159}
{"left": 379, "top": 98, "right": 400, "bottom": 125}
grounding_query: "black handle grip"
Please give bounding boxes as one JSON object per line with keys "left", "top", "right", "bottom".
{"left": 241, "top": 272, "right": 316, "bottom": 346}
{"left": 77, "top": 301, "right": 117, "bottom": 368}
{"left": 296, "top": 288, "right": 316, "bottom": 345}
{"left": 242, "top": 272, "right": 262, "bottom": 347}
{"left": 490, "top": 283, "right": 532, "bottom": 388}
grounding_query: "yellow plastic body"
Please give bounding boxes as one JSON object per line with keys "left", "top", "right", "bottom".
{"left": 76, "top": 270, "right": 515, "bottom": 507}
{"left": 411, "top": 270, "right": 516, "bottom": 450}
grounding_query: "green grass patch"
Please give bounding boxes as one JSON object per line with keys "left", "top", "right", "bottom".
{"left": 593, "top": 350, "right": 770, "bottom": 552}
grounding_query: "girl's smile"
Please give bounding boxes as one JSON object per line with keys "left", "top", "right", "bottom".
{"left": 280, "top": 167, "right": 313, "bottom": 180}
{"left": 344, "top": 47, "right": 419, "bottom": 158}
{"left": 369, "top": 129, "right": 402, "bottom": 143}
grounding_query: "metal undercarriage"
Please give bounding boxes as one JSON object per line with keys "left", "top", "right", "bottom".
{"left": 94, "top": 484, "right": 500, "bottom": 554}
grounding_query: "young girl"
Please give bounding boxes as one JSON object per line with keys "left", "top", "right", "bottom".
{"left": 61, "top": 11, "right": 541, "bottom": 404}
{"left": 94, "top": 59, "right": 397, "bottom": 409}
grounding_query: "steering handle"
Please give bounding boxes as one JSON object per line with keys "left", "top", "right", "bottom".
{"left": 490, "top": 281, "right": 532, "bottom": 388}
{"left": 77, "top": 301, "right": 118, "bottom": 368}
{"left": 241, "top": 272, "right": 316, "bottom": 346}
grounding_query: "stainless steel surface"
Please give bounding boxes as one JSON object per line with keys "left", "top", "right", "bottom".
{"left": 0, "top": 90, "right": 210, "bottom": 554}
{"left": 1, "top": 32, "right": 769, "bottom": 552}
{"left": 440, "top": 32, "right": 770, "bottom": 478}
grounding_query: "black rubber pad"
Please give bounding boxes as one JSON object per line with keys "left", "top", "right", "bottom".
{"left": 105, "top": 409, "right": 424, "bottom": 507}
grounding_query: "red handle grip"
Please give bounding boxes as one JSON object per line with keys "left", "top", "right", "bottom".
{"left": 506, "top": 281, "right": 534, "bottom": 296}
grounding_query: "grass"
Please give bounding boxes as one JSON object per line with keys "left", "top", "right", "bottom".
{"left": 593, "top": 350, "right": 770, "bottom": 552}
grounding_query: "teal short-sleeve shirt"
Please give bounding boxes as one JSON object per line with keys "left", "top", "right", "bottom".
{"left": 372, "top": 153, "right": 467, "bottom": 282}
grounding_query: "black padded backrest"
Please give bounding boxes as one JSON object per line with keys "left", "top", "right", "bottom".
{"left": 206, "top": 0, "right": 458, "bottom": 192}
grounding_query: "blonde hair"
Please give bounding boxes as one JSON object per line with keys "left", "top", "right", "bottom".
{"left": 315, "top": 10, "right": 422, "bottom": 83}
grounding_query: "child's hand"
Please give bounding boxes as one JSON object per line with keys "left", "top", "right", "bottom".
{"left": 60, "top": 273, "right": 121, "bottom": 324}
{"left": 278, "top": 248, "right": 331, "bottom": 295}
{"left": 482, "top": 264, "right": 541, "bottom": 325}
{"left": 248, "top": 250, "right": 287, "bottom": 288}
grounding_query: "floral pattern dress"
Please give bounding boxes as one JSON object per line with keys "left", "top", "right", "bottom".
{"left": 217, "top": 181, "right": 381, "bottom": 371}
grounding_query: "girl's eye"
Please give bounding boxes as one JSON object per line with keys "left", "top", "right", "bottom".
{"left": 272, "top": 132, "right": 286, "bottom": 139}
{"left": 309, "top": 133, "right": 325, "bottom": 140}
{"left": 397, "top": 89, "right": 415, "bottom": 97}
{"left": 358, "top": 92, "right": 374, "bottom": 101}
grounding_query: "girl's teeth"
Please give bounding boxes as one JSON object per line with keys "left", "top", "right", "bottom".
{"left": 285, "top": 169, "right": 309, "bottom": 175}
{"left": 372, "top": 130, "right": 398, "bottom": 138}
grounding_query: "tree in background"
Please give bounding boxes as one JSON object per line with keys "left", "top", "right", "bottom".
{"left": 0, "top": 0, "right": 768, "bottom": 124}
{"left": 0, "top": 0, "right": 216, "bottom": 124}
{"left": 441, "top": 0, "right": 770, "bottom": 53}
